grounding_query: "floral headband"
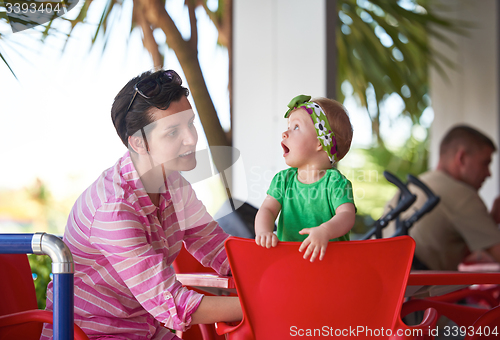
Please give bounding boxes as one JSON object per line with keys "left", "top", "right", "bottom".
{"left": 284, "top": 95, "right": 338, "bottom": 165}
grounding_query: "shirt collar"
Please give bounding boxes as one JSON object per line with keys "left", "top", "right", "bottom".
{"left": 120, "top": 151, "right": 159, "bottom": 216}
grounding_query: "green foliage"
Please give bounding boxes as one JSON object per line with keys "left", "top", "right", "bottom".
{"left": 340, "top": 149, "right": 398, "bottom": 218}
{"left": 336, "top": 0, "right": 466, "bottom": 145}
{"left": 364, "top": 136, "right": 430, "bottom": 178}
{"left": 28, "top": 254, "right": 52, "bottom": 309}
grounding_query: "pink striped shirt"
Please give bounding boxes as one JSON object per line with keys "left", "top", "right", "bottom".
{"left": 40, "top": 151, "right": 230, "bottom": 340}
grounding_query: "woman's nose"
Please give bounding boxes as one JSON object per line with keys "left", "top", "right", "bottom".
{"left": 282, "top": 130, "right": 288, "bottom": 139}
{"left": 183, "top": 127, "right": 198, "bottom": 146}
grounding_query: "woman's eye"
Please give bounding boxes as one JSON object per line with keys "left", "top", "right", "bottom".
{"left": 294, "top": 125, "right": 299, "bottom": 130}
{"left": 167, "top": 129, "right": 178, "bottom": 137}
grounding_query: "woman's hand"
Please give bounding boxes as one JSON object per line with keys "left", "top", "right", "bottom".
{"left": 255, "top": 231, "right": 279, "bottom": 248}
{"left": 298, "top": 225, "right": 330, "bottom": 262}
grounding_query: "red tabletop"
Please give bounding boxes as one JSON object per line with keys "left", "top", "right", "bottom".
{"left": 406, "top": 270, "right": 500, "bottom": 297}
{"left": 408, "top": 270, "right": 500, "bottom": 286}
{"left": 176, "top": 273, "right": 237, "bottom": 296}
{"left": 176, "top": 273, "right": 236, "bottom": 289}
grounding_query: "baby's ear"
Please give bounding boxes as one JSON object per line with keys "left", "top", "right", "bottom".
{"left": 316, "top": 139, "right": 323, "bottom": 151}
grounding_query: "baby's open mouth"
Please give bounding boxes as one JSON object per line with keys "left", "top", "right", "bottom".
{"left": 281, "top": 142, "right": 290, "bottom": 155}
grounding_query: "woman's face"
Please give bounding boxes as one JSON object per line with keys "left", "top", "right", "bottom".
{"left": 145, "top": 96, "right": 198, "bottom": 172}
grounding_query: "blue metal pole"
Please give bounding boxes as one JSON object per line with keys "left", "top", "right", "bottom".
{"left": 53, "top": 273, "right": 74, "bottom": 340}
{"left": 0, "top": 233, "right": 33, "bottom": 253}
{"left": 0, "top": 233, "right": 75, "bottom": 340}
{"left": 38, "top": 233, "right": 74, "bottom": 340}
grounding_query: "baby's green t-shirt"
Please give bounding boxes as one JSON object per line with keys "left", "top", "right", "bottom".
{"left": 267, "top": 167, "right": 355, "bottom": 242}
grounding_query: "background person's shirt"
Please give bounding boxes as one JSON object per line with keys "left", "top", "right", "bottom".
{"left": 386, "top": 170, "right": 500, "bottom": 271}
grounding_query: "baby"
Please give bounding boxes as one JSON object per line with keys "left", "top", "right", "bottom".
{"left": 255, "top": 95, "right": 356, "bottom": 262}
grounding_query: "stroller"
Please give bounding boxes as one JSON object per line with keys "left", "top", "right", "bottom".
{"left": 361, "top": 171, "right": 440, "bottom": 240}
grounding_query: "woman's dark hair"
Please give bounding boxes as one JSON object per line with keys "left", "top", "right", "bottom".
{"left": 111, "top": 69, "right": 190, "bottom": 147}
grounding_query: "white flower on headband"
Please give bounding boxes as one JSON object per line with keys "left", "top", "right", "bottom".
{"left": 310, "top": 103, "right": 322, "bottom": 117}
{"left": 315, "top": 120, "right": 328, "bottom": 136}
{"left": 320, "top": 133, "right": 333, "bottom": 146}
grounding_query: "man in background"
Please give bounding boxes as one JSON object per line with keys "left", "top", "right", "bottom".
{"left": 386, "top": 125, "right": 500, "bottom": 270}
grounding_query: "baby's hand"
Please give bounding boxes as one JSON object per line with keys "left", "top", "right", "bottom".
{"left": 255, "top": 232, "right": 278, "bottom": 248}
{"left": 298, "top": 226, "right": 330, "bottom": 262}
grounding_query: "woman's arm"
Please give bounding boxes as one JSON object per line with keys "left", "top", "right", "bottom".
{"left": 298, "top": 202, "right": 356, "bottom": 262}
{"left": 191, "top": 296, "right": 242, "bottom": 324}
{"left": 254, "top": 195, "right": 281, "bottom": 248}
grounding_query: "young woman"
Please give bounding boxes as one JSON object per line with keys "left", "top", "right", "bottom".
{"left": 41, "top": 69, "right": 242, "bottom": 340}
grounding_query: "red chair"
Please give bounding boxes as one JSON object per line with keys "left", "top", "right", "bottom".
{"left": 0, "top": 253, "right": 89, "bottom": 340}
{"left": 402, "top": 298, "right": 488, "bottom": 328}
{"left": 172, "top": 244, "right": 218, "bottom": 275}
{"left": 427, "top": 285, "right": 500, "bottom": 308}
{"left": 401, "top": 298, "right": 500, "bottom": 339}
{"left": 217, "top": 236, "right": 436, "bottom": 339}
{"left": 401, "top": 285, "right": 500, "bottom": 338}
{"left": 172, "top": 244, "right": 225, "bottom": 340}
{"left": 466, "top": 304, "right": 500, "bottom": 339}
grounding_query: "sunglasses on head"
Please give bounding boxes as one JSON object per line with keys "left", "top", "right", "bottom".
{"left": 125, "top": 69, "right": 182, "bottom": 114}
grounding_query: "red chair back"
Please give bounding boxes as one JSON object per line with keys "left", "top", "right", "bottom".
{"left": 172, "top": 244, "right": 216, "bottom": 274}
{"left": 224, "top": 236, "right": 415, "bottom": 339}
{"left": 0, "top": 254, "right": 42, "bottom": 340}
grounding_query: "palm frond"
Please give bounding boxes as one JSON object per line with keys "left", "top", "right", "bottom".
{"left": 0, "top": 50, "right": 17, "bottom": 79}
{"left": 337, "top": 0, "right": 464, "bottom": 144}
